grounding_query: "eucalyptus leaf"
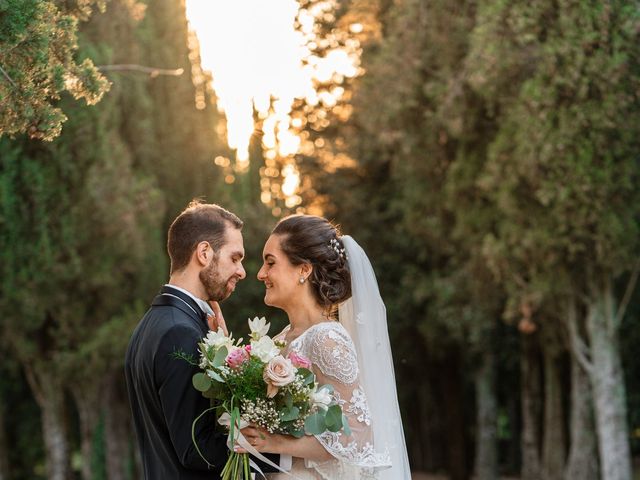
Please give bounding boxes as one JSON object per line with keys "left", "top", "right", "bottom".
{"left": 280, "top": 406, "right": 299, "bottom": 422}
{"left": 304, "top": 412, "right": 326, "bottom": 435}
{"left": 297, "top": 368, "right": 315, "bottom": 385}
{"left": 213, "top": 346, "right": 228, "bottom": 367}
{"left": 208, "top": 369, "right": 225, "bottom": 383}
{"left": 325, "top": 405, "right": 342, "bottom": 431}
{"left": 192, "top": 372, "right": 212, "bottom": 392}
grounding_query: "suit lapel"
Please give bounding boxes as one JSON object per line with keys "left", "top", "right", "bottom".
{"left": 152, "top": 286, "right": 206, "bottom": 328}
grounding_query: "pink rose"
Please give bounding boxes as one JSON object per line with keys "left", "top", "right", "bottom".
{"left": 263, "top": 355, "right": 296, "bottom": 398}
{"left": 287, "top": 351, "right": 312, "bottom": 370}
{"left": 245, "top": 345, "right": 252, "bottom": 353}
{"left": 226, "top": 348, "right": 249, "bottom": 369}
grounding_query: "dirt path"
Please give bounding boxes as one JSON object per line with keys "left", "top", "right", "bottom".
{"left": 411, "top": 474, "right": 519, "bottom": 480}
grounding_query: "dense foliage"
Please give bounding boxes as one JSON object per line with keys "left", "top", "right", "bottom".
{"left": 0, "top": 0, "right": 110, "bottom": 141}
{"left": 0, "top": 0, "right": 638, "bottom": 479}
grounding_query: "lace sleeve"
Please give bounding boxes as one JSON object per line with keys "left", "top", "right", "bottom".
{"left": 303, "top": 323, "right": 391, "bottom": 478}
{"left": 309, "top": 324, "right": 359, "bottom": 385}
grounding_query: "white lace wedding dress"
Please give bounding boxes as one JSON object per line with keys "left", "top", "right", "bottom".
{"left": 269, "top": 322, "right": 391, "bottom": 480}
{"left": 267, "top": 236, "right": 411, "bottom": 480}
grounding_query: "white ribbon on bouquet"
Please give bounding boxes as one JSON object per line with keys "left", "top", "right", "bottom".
{"left": 218, "top": 413, "right": 300, "bottom": 479}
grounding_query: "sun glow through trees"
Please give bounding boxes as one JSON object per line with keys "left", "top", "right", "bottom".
{"left": 185, "top": 0, "right": 361, "bottom": 211}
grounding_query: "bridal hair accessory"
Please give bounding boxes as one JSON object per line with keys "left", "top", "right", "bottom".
{"left": 328, "top": 238, "right": 347, "bottom": 260}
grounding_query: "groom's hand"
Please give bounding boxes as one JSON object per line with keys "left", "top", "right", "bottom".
{"left": 207, "top": 301, "right": 228, "bottom": 336}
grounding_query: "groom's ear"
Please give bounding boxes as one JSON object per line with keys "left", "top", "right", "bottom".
{"left": 195, "top": 241, "right": 212, "bottom": 267}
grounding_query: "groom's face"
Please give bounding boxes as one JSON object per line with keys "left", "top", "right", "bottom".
{"left": 200, "top": 226, "right": 246, "bottom": 301}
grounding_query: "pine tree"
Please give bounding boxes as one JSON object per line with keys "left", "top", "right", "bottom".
{"left": 0, "top": 0, "right": 110, "bottom": 140}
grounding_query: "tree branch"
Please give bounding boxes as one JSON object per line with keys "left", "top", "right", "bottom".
{"left": 566, "top": 301, "right": 594, "bottom": 376}
{"left": 0, "top": 65, "right": 17, "bottom": 88}
{"left": 96, "top": 64, "right": 184, "bottom": 77}
{"left": 615, "top": 258, "right": 640, "bottom": 328}
{"left": 23, "top": 364, "right": 46, "bottom": 408}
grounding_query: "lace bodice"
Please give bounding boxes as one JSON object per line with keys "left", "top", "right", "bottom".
{"left": 271, "top": 322, "right": 391, "bottom": 479}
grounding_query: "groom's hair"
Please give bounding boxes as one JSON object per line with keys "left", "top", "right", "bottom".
{"left": 167, "top": 200, "right": 243, "bottom": 274}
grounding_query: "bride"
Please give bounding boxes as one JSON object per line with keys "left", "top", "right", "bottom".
{"left": 240, "top": 215, "right": 411, "bottom": 479}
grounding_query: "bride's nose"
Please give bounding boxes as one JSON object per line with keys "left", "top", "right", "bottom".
{"left": 257, "top": 264, "right": 267, "bottom": 281}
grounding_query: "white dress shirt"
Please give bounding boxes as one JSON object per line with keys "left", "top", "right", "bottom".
{"left": 165, "top": 284, "right": 214, "bottom": 317}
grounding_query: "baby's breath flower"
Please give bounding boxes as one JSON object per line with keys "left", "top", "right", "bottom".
{"left": 241, "top": 398, "right": 281, "bottom": 433}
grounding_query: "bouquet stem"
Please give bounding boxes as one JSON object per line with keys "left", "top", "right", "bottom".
{"left": 221, "top": 451, "right": 251, "bottom": 480}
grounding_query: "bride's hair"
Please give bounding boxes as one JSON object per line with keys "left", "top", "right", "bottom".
{"left": 272, "top": 215, "right": 351, "bottom": 309}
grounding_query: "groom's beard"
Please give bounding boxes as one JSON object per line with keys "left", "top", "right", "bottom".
{"left": 200, "top": 260, "right": 236, "bottom": 301}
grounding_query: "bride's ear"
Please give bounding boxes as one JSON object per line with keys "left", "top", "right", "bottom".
{"left": 300, "top": 263, "right": 312, "bottom": 280}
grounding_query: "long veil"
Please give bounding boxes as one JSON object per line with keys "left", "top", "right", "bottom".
{"left": 338, "top": 236, "right": 412, "bottom": 480}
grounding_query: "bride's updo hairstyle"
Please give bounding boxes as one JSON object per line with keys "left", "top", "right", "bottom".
{"left": 272, "top": 214, "right": 351, "bottom": 309}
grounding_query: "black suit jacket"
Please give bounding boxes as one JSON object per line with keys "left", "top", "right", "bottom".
{"left": 125, "top": 286, "right": 278, "bottom": 479}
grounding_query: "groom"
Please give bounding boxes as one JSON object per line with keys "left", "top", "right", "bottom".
{"left": 125, "top": 201, "right": 283, "bottom": 479}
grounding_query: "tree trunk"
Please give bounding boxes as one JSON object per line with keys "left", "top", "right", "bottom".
{"left": 541, "top": 325, "right": 566, "bottom": 480}
{"left": 408, "top": 375, "right": 439, "bottom": 471}
{"left": 564, "top": 347, "right": 598, "bottom": 480}
{"left": 103, "top": 372, "right": 130, "bottom": 480}
{"left": 25, "top": 366, "right": 71, "bottom": 480}
{"left": 406, "top": 338, "right": 443, "bottom": 471}
{"left": 0, "top": 400, "right": 10, "bottom": 480}
{"left": 440, "top": 349, "right": 469, "bottom": 480}
{"left": 520, "top": 333, "right": 542, "bottom": 480}
{"left": 505, "top": 392, "right": 520, "bottom": 474}
{"left": 586, "top": 279, "right": 632, "bottom": 480}
{"left": 473, "top": 348, "right": 498, "bottom": 480}
{"left": 72, "top": 386, "right": 102, "bottom": 480}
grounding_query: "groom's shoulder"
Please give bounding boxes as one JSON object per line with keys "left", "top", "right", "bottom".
{"left": 132, "top": 302, "right": 200, "bottom": 341}
{"left": 131, "top": 305, "right": 202, "bottom": 354}
{"left": 145, "top": 302, "right": 200, "bottom": 331}
{"left": 129, "top": 306, "right": 203, "bottom": 351}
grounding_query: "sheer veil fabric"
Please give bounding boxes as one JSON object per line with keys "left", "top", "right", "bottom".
{"left": 338, "top": 236, "right": 412, "bottom": 480}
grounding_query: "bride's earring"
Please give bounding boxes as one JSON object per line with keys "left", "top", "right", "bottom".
{"left": 299, "top": 276, "right": 305, "bottom": 284}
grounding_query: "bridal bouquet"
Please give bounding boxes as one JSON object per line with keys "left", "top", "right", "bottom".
{"left": 192, "top": 317, "right": 350, "bottom": 480}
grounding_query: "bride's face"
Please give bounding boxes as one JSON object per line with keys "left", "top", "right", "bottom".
{"left": 257, "top": 234, "right": 302, "bottom": 309}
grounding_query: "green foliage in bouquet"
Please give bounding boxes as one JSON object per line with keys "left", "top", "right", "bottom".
{"left": 224, "top": 356, "right": 269, "bottom": 401}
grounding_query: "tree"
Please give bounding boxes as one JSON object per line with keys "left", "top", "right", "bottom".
{"left": 324, "top": 0, "right": 505, "bottom": 476}
{"left": 301, "top": 2, "right": 640, "bottom": 480}
{"left": 0, "top": 0, "right": 237, "bottom": 476}
{"left": 0, "top": 0, "right": 110, "bottom": 141}
{"left": 466, "top": 2, "right": 640, "bottom": 479}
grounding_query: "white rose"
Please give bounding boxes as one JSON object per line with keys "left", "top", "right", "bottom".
{"left": 263, "top": 355, "right": 296, "bottom": 398}
{"left": 248, "top": 316, "right": 270, "bottom": 340}
{"left": 311, "top": 386, "right": 333, "bottom": 411}
{"left": 251, "top": 336, "right": 279, "bottom": 362}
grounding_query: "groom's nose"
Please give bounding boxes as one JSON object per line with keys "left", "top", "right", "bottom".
{"left": 237, "top": 263, "right": 246, "bottom": 280}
